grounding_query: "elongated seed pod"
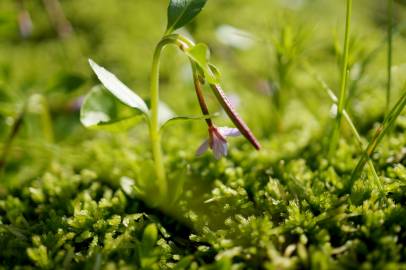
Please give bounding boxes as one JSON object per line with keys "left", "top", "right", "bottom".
{"left": 210, "top": 84, "right": 261, "bottom": 150}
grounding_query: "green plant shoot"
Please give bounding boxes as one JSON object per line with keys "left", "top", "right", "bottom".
{"left": 80, "top": 0, "right": 260, "bottom": 205}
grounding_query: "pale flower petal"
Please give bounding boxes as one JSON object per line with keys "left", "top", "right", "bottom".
{"left": 212, "top": 138, "right": 228, "bottom": 160}
{"left": 218, "top": 127, "right": 241, "bottom": 137}
{"left": 195, "top": 139, "right": 210, "bottom": 156}
{"left": 196, "top": 126, "right": 236, "bottom": 159}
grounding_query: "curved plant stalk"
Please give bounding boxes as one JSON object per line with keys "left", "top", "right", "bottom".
{"left": 149, "top": 37, "right": 178, "bottom": 200}
{"left": 329, "top": 0, "right": 353, "bottom": 160}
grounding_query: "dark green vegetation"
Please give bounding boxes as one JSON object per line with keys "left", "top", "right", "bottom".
{"left": 1, "top": 0, "right": 406, "bottom": 269}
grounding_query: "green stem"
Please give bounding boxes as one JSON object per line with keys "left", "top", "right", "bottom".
{"left": 347, "top": 87, "right": 406, "bottom": 193}
{"left": 0, "top": 106, "right": 26, "bottom": 173}
{"left": 149, "top": 39, "right": 172, "bottom": 200}
{"left": 387, "top": 0, "right": 393, "bottom": 114}
{"left": 147, "top": 34, "right": 194, "bottom": 203}
{"left": 328, "top": 0, "right": 352, "bottom": 160}
{"left": 306, "top": 64, "right": 382, "bottom": 192}
{"left": 35, "top": 94, "right": 54, "bottom": 143}
{"left": 191, "top": 63, "right": 213, "bottom": 128}
{"left": 343, "top": 110, "right": 383, "bottom": 193}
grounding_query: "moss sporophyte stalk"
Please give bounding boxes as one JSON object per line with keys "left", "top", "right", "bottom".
{"left": 80, "top": 0, "right": 260, "bottom": 204}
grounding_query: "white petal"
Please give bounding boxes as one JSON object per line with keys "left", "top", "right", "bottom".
{"left": 195, "top": 140, "right": 209, "bottom": 157}
{"left": 218, "top": 127, "right": 241, "bottom": 137}
{"left": 212, "top": 139, "right": 228, "bottom": 160}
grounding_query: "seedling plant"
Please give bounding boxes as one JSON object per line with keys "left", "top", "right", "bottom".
{"left": 80, "top": 0, "right": 260, "bottom": 205}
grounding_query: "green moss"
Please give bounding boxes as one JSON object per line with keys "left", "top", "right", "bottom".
{"left": 1, "top": 0, "right": 406, "bottom": 268}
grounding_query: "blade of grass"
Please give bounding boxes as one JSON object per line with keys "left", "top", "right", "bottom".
{"left": 305, "top": 64, "right": 382, "bottom": 192}
{"left": 347, "top": 84, "right": 406, "bottom": 193}
{"left": 346, "top": 44, "right": 381, "bottom": 108}
{"left": 323, "top": 80, "right": 383, "bottom": 193}
{"left": 0, "top": 105, "right": 26, "bottom": 174}
{"left": 328, "top": 0, "right": 353, "bottom": 160}
{"left": 386, "top": 0, "right": 393, "bottom": 114}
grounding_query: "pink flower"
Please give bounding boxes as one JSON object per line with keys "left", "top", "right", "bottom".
{"left": 196, "top": 126, "right": 241, "bottom": 160}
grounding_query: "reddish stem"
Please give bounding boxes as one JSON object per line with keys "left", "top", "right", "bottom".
{"left": 210, "top": 84, "right": 261, "bottom": 150}
{"left": 192, "top": 64, "right": 214, "bottom": 128}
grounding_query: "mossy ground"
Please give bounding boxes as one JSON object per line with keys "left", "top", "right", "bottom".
{"left": 1, "top": 0, "right": 406, "bottom": 269}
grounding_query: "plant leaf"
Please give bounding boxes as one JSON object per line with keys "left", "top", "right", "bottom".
{"left": 160, "top": 113, "right": 219, "bottom": 130}
{"left": 185, "top": 43, "right": 219, "bottom": 84}
{"left": 88, "top": 59, "right": 149, "bottom": 115}
{"left": 80, "top": 86, "right": 144, "bottom": 132}
{"left": 142, "top": 223, "right": 158, "bottom": 249}
{"left": 173, "top": 256, "right": 194, "bottom": 270}
{"left": 157, "top": 101, "right": 219, "bottom": 129}
{"left": 209, "top": 63, "right": 222, "bottom": 79}
{"left": 166, "top": 0, "right": 207, "bottom": 33}
{"left": 158, "top": 101, "right": 176, "bottom": 126}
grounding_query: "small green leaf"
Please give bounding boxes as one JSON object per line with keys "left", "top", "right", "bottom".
{"left": 156, "top": 100, "right": 219, "bottom": 130}
{"left": 158, "top": 101, "right": 176, "bottom": 126}
{"left": 88, "top": 59, "right": 149, "bottom": 115}
{"left": 142, "top": 223, "right": 158, "bottom": 249}
{"left": 80, "top": 86, "right": 143, "bottom": 132}
{"left": 160, "top": 113, "right": 219, "bottom": 130}
{"left": 209, "top": 63, "right": 222, "bottom": 79}
{"left": 166, "top": 0, "right": 208, "bottom": 33}
{"left": 173, "top": 256, "right": 194, "bottom": 270}
{"left": 185, "top": 43, "right": 219, "bottom": 84}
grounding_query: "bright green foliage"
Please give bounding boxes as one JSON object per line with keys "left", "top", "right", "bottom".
{"left": 185, "top": 43, "right": 219, "bottom": 84}
{"left": 166, "top": 0, "right": 208, "bottom": 33}
{"left": 1, "top": 125, "right": 406, "bottom": 268}
{"left": 88, "top": 59, "right": 149, "bottom": 115}
{"left": 80, "top": 86, "right": 143, "bottom": 132}
{"left": 0, "top": 165, "right": 181, "bottom": 269}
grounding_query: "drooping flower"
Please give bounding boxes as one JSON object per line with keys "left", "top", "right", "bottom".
{"left": 196, "top": 126, "right": 241, "bottom": 159}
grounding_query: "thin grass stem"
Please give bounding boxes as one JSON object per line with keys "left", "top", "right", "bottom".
{"left": 328, "top": 0, "right": 352, "bottom": 160}
{"left": 0, "top": 106, "right": 26, "bottom": 174}
{"left": 306, "top": 66, "right": 382, "bottom": 192}
{"left": 347, "top": 85, "right": 406, "bottom": 193}
{"left": 387, "top": 0, "right": 394, "bottom": 114}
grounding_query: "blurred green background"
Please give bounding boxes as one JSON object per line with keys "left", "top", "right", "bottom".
{"left": 0, "top": 0, "right": 405, "bottom": 185}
